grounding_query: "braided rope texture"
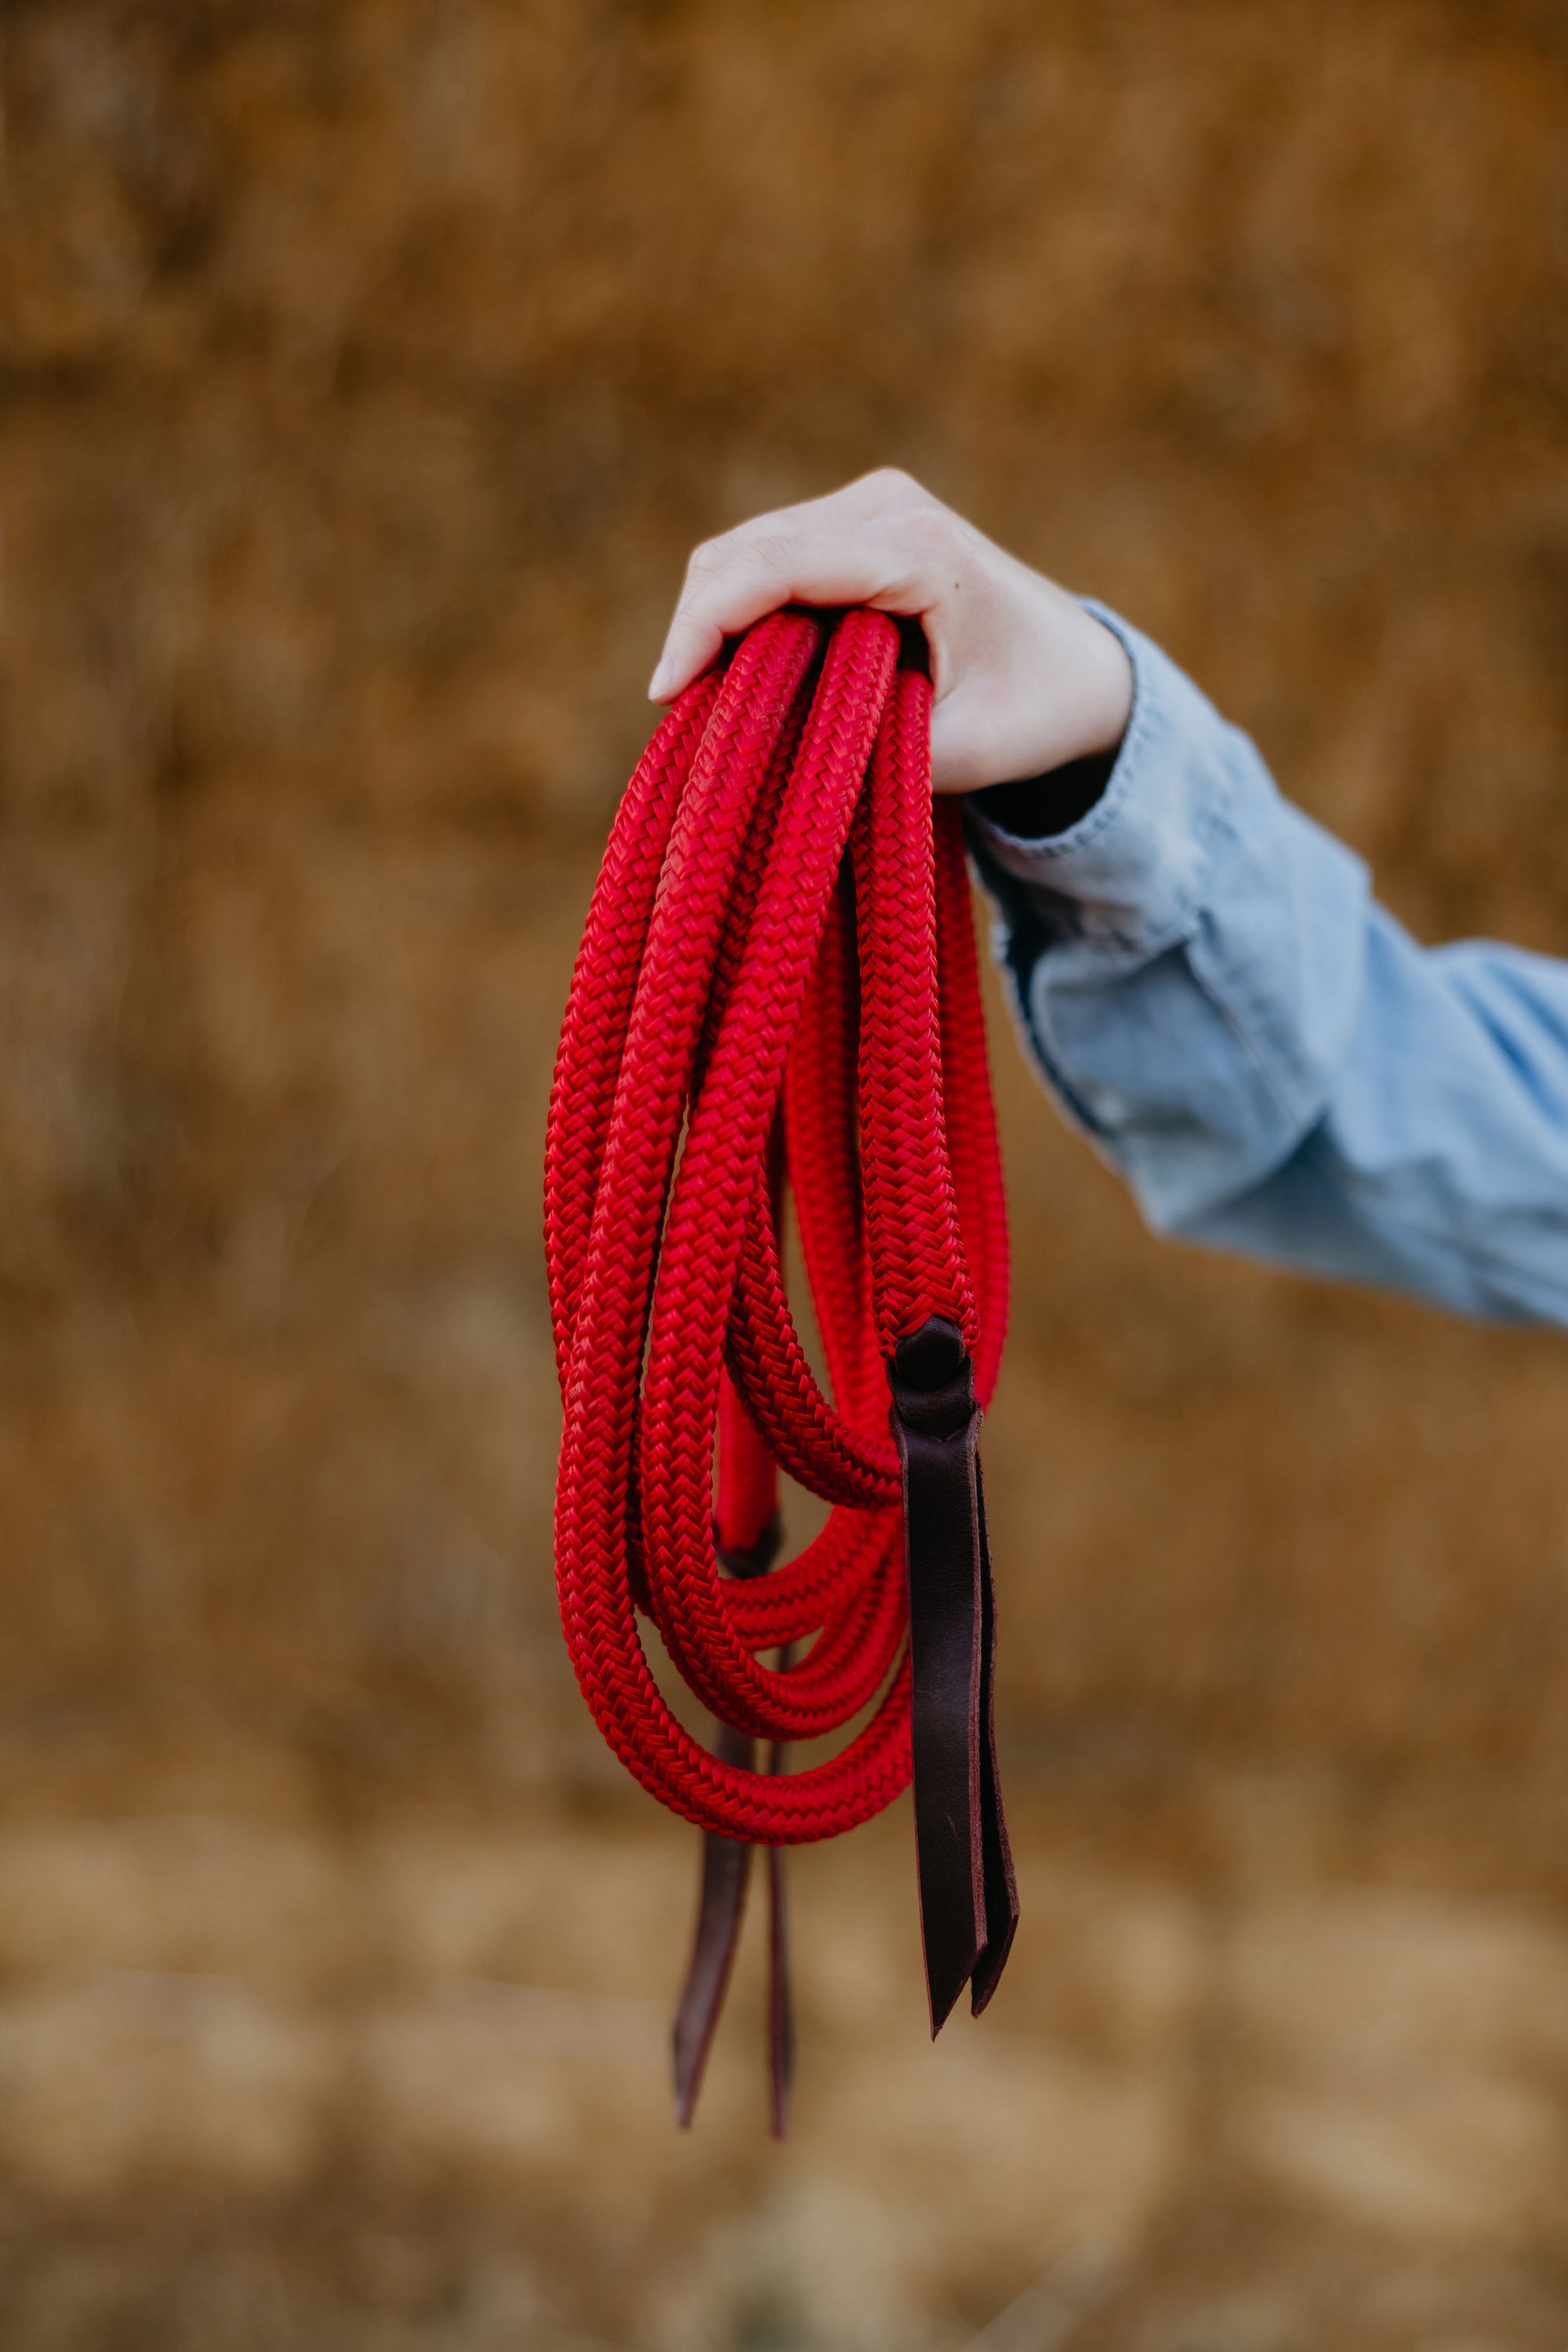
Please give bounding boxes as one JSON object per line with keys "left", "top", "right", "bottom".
{"left": 546, "top": 608, "right": 1010, "bottom": 1844}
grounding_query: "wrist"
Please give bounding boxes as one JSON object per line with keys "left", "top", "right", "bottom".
{"left": 985, "top": 593, "right": 1134, "bottom": 786}
{"left": 1068, "top": 609, "right": 1135, "bottom": 760}
{"left": 963, "top": 610, "right": 1132, "bottom": 837}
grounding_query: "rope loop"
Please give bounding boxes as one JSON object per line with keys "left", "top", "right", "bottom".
{"left": 546, "top": 606, "right": 1011, "bottom": 1850}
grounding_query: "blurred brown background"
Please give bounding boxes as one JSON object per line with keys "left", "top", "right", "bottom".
{"left": 7, "top": 1, "right": 1568, "bottom": 2344}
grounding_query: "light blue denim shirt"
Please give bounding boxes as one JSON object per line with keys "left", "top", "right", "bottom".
{"left": 964, "top": 604, "right": 1568, "bottom": 1326}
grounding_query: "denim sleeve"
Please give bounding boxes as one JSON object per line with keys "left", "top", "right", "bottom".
{"left": 964, "top": 604, "right": 1568, "bottom": 1327}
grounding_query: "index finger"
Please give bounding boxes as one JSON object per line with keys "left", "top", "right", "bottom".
{"left": 648, "top": 518, "right": 935, "bottom": 700}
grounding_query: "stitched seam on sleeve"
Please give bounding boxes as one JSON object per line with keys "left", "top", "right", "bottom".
{"left": 1054, "top": 736, "right": 1250, "bottom": 960}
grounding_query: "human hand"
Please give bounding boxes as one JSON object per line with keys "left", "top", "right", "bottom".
{"left": 648, "top": 470, "right": 1134, "bottom": 793}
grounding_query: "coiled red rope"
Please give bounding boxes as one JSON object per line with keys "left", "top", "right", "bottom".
{"left": 546, "top": 605, "right": 1018, "bottom": 2123}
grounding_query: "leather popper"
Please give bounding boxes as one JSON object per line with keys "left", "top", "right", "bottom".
{"left": 889, "top": 1316, "right": 1018, "bottom": 2034}
{"left": 672, "top": 1520, "right": 796, "bottom": 2136}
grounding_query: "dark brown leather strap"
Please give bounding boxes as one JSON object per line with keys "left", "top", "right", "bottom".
{"left": 672, "top": 1521, "right": 797, "bottom": 2133}
{"left": 765, "top": 1737, "right": 795, "bottom": 2140}
{"left": 889, "top": 1316, "right": 1018, "bottom": 2033}
{"left": 672, "top": 1716, "right": 757, "bottom": 2128}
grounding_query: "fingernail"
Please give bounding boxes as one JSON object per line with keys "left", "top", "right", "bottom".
{"left": 648, "top": 658, "right": 672, "bottom": 699}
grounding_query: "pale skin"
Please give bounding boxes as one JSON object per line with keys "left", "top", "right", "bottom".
{"left": 649, "top": 469, "right": 1135, "bottom": 795}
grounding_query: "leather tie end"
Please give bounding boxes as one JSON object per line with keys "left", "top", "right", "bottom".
{"left": 891, "top": 1316, "right": 1019, "bottom": 2038}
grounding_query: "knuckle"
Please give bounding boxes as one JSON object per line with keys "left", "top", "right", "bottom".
{"left": 861, "top": 465, "right": 934, "bottom": 508}
{"left": 685, "top": 536, "right": 728, "bottom": 579}
{"left": 686, "top": 517, "right": 793, "bottom": 592}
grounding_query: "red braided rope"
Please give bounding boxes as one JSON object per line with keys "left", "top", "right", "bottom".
{"left": 546, "top": 607, "right": 1009, "bottom": 1844}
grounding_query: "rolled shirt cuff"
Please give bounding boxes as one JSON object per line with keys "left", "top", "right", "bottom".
{"left": 961, "top": 599, "right": 1374, "bottom": 1223}
{"left": 963, "top": 600, "right": 1256, "bottom": 960}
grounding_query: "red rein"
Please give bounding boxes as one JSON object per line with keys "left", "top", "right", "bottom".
{"left": 546, "top": 607, "right": 1017, "bottom": 2129}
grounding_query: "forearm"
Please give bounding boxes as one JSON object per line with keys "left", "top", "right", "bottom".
{"left": 966, "top": 608, "right": 1568, "bottom": 1327}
